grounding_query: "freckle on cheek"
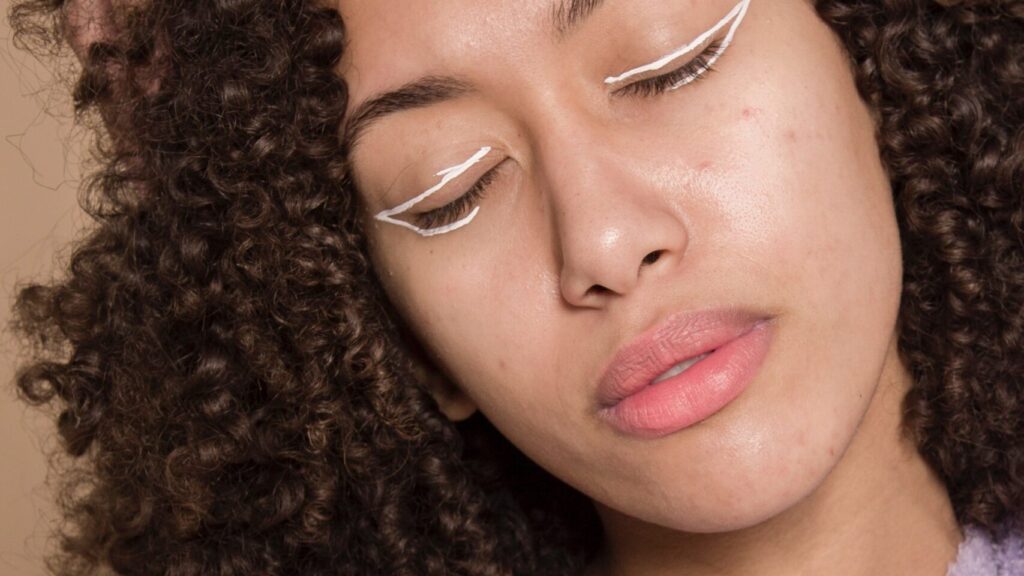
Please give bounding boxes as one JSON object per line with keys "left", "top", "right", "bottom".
{"left": 785, "top": 129, "right": 798, "bottom": 143}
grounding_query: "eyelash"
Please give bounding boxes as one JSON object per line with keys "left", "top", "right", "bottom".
{"left": 414, "top": 161, "right": 504, "bottom": 230}
{"left": 411, "top": 40, "right": 725, "bottom": 232}
{"left": 613, "top": 40, "right": 724, "bottom": 98}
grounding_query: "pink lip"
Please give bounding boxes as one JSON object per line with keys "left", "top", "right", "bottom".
{"left": 596, "top": 308, "right": 775, "bottom": 438}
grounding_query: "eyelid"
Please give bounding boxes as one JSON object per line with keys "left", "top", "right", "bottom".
{"left": 604, "top": 0, "right": 751, "bottom": 87}
{"left": 374, "top": 146, "right": 492, "bottom": 237}
{"left": 612, "top": 41, "right": 722, "bottom": 97}
{"left": 413, "top": 160, "right": 506, "bottom": 230}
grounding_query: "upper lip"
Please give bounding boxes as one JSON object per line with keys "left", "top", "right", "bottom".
{"left": 596, "top": 308, "right": 770, "bottom": 408}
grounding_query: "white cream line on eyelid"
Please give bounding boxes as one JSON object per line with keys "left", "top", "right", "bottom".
{"left": 379, "top": 205, "right": 482, "bottom": 237}
{"left": 666, "top": 0, "right": 750, "bottom": 90}
{"left": 374, "top": 146, "right": 491, "bottom": 236}
{"left": 604, "top": 0, "right": 752, "bottom": 85}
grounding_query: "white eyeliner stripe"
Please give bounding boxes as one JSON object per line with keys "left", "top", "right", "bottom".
{"left": 379, "top": 205, "right": 481, "bottom": 237}
{"left": 667, "top": 0, "right": 750, "bottom": 90}
{"left": 604, "top": 0, "right": 751, "bottom": 86}
{"left": 374, "top": 146, "right": 492, "bottom": 236}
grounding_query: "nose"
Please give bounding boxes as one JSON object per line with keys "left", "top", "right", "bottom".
{"left": 537, "top": 122, "right": 689, "bottom": 308}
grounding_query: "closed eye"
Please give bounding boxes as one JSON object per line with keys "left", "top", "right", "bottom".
{"left": 613, "top": 40, "right": 724, "bottom": 98}
{"left": 413, "top": 160, "right": 507, "bottom": 231}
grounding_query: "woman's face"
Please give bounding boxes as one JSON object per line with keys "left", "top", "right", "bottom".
{"left": 339, "top": 0, "right": 904, "bottom": 533}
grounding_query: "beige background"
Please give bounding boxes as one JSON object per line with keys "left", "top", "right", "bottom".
{"left": 1, "top": 1, "right": 89, "bottom": 574}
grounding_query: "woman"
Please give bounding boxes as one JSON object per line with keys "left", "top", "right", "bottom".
{"left": 8, "top": 0, "right": 1023, "bottom": 574}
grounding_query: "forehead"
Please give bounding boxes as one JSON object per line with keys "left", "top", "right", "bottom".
{"left": 337, "top": 1, "right": 553, "bottom": 106}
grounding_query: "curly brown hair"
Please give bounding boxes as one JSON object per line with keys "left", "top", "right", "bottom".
{"left": 6, "top": 0, "right": 1023, "bottom": 574}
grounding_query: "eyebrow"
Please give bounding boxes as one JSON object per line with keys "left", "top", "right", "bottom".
{"left": 343, "top": 0, "right": 609, "bottom": 154}
{"left": 343, "top": 76, "right": 473, "bottom": 153}
{"left": 551, "top": 0, "right": 608, "bottom": 37}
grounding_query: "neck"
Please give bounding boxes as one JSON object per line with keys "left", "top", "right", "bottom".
{"left": 588, "top": 341, "right": 963, "bottom": 576}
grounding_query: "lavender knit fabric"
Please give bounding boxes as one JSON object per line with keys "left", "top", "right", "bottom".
{"left": 946, "top": 519, "right": 1024, "bottom": 576}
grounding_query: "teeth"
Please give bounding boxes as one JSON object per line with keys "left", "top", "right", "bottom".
{"left": 651, "top": 351, "right": 711, "bottom": 384}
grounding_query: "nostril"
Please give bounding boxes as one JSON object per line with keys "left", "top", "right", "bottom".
{"left": 642, "top": 250, "right": 664, "bottom": 266}
{"left": 585, "top": 284, "right": 611, "bottom": 298}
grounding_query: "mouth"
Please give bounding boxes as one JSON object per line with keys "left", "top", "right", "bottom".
{"left": 649, "top": 350, "right": 714, "bottom": 385}
{"left": 596, "top": 308, "right": 775, "bottom": 438}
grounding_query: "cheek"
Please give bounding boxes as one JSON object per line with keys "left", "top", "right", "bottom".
{"left": 716, "top": 0, "right": 903, "bottom": 373}
{"left": 377, "top": 233, "right": 566, "bottom": 407}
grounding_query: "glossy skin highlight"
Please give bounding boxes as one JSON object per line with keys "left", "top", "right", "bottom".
{"left": 339, "top": 0, "right": 961, "bottom": 574}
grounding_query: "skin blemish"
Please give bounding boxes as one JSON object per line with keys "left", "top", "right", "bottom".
{"left": 374, "top": 146, "right": 492, "bottom": 237}
{"left": 604, "top": 0, "right": 752, "bottom": 86}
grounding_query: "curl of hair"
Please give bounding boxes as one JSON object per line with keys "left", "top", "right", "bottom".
{"left": 5, "top": 0, "right": 1023, "bottom": 573}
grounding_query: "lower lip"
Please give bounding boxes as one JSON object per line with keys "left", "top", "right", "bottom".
{"left": 598, "top": 319, "right": 774, "bottom": 438}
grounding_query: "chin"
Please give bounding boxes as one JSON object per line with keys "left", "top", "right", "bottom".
{"left": 623, "top": 406, "right": 860, "bottom": 534}
{"left": 640, "top": 463, "right": 835, "bottom": 534}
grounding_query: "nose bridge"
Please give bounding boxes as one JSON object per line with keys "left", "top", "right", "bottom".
{"left": 537, "top": 109, "right": 621, "bottom": 212}
{"left": 531, "top": 106, "right": 688, "bottom": 307}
